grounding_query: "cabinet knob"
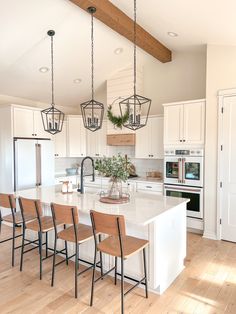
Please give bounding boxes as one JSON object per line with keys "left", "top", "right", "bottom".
{"left": 180, "top": 140, "right": 183, "bottom": 142}
{"left": 183, "top": 139, "right": 186, "bottom": 142}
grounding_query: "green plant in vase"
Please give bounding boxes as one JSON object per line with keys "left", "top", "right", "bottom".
{"left": 95, "top": 154, "right": 130, "bottom": 199}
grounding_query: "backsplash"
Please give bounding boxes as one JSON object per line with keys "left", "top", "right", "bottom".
{"left": 55, "top": 155, "right": 163, "bottom": 178}
{"left": 55, "top": 158, "right": 81, "bottom": 175}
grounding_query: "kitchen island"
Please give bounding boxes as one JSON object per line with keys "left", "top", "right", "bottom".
{"left": 16, "top": 185, "right": 188, "bottom": 294}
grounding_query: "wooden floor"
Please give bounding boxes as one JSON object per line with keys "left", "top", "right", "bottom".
{"left": 1, "top": 225, "right": 236, "bottom": 314}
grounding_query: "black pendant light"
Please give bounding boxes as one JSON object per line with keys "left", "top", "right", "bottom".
{"left": 41, "top": 30, "right": 65, "bottom": 135}
{"left": 81, "top": 7, "right": 104, "bottom": 132}
{"left": 119, "top": 0, "right": 151, "bottom": 131}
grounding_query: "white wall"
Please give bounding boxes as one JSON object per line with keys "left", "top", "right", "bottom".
{"left": 204, "top": 45, "right": 236, "bottom": 239}
{"left": 143, "top": 50, "right": 206, "bottom": 114}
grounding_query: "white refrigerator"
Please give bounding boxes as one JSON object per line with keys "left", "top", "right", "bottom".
{"left": 14, "top": 139, "right": 55, "bottom": 191}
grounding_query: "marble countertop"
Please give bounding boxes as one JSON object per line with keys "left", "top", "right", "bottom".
{"left": 15, "top": 185, "right": 187, "bottom": 226}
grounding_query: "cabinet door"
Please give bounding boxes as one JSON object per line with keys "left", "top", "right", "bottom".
{"left": 135, "top": 118, "right": 150, "bottom": 158}
{"left": 54, "top": 121, "right": 67, "bottom": 157}
{"left": 87, "top": 129, "right": 97, "bottom": 157}
{"left": 183, "top": 101, "right": 205, "bottom": 145}
{"left": 33, "top": 110, "right": 52, "bottom": 138}
{"left": 87, "top": 121, "right": 107, "bottom": 157}
{"left": 13, "top": 107, "right": 34, "bottom": 137}
{"left": 98, "top": 121, "right": 107, "bottom": 157}
{"left": 150, "top": 117, "right": 164, "bottom": 159}
{"left": 68, "top": 117, "right": 86, "bottom": 157}
{"left": 164, "top": 105, "right": 183, "bottom": 145}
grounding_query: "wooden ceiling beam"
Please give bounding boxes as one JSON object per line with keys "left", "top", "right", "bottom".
{"left": 69, "top": 0, "right": 172, "bottom": 63}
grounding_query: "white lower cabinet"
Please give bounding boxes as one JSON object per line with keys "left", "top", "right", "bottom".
{"left": 136, "top": 182, "right": 163, "bottom": 195}
{"left": 135, "top": 116, "right": 164, "bottom": 159}
{"left": 67, "top": 116, "right": 86, "bottom": 157}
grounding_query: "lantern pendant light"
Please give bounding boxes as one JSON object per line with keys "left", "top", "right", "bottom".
{"left": 41, "top": 30, "right": 65, "bottom": 135}
{"left": 81, "top": 7, "right": 104, "bottom": 132}
{"left": 119, "top": 0, "right": 151, "bottom": 130}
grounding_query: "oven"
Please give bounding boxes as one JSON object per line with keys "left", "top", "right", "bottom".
{"left": 164, "top": 149, "right": 204, "bottom": 187}
{"left": 164, "top": 184, "right": 203, "bottom": 219}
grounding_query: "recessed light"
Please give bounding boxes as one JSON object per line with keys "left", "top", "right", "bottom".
{"left": 167, "top": 32, "right": 178, "bottom": 37}
{"left": 39, "top": 66, "right": 49, "bottom": 73}
{"left": 114, "top": 48, "right": 123, "bottom": 55}
{"left": 73, "top": 78, "right": 82, "bottom": 84}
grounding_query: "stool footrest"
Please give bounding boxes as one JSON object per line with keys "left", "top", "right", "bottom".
{"left": 95, "top": 266, "right": 116, "bottom": 283}
{"left": 0, "top": 233, "right": 23, "bottom": 244}
{"left": 124, "top": 276, "right": 146, "bottom": 296}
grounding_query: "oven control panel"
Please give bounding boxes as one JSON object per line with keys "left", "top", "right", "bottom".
{"left": 164, "top": 148, "right": 204, "bottom": 156}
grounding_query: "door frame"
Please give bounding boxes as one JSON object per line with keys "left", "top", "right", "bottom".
{"left": 217, "top": 88, "right": 236, "bottom": 240}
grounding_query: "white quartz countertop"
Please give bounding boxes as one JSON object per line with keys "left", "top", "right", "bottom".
{"left": 15, "top": 186, "right": 188, "bottom": 226}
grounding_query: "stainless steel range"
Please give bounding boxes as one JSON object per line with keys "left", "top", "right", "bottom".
{"left": 164, "top": 148, "right": 204, "bottom": 219}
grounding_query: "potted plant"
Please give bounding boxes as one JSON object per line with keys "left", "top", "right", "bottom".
{"left": 95, "top": 154, "right": 130, "bottom": 199}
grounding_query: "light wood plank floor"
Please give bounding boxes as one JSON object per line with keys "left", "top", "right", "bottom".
{"left": 1, "top": 224, "right": 236, "bottom": 314}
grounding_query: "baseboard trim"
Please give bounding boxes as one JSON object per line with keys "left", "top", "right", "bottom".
{"left": 203, "top": 231, "right": 218, "bottom": 240}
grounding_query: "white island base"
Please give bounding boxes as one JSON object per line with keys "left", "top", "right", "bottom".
{"left": 16, "top": 186, "right": 188, "bottom": 295}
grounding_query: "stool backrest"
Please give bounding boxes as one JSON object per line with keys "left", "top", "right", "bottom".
{"left": 51, "top": 203, "right": 79, "bottom": 225}
{"left": 18, "top": 197, "right": 42, "bottom": 219}
{"left": 90, "top": 210, "right": 126, "bottom": 237}
{"left": 0, "top": 194, "right": 15, "bottom": 209}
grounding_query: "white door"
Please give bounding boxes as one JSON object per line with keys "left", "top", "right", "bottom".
{"left": 183, "top": 101, "right": 205, "bottom": 145}
{"left": 13, "top": 107, "right": 34, "bottom": 138}
{"left": 221, "top": 95, "right": 236, "bottom": 242}
{"left": 15, "top": 139, "right": 37, "bottom": 190}
{"left": 164, "top": 105, "right": 183, "bottom": 145}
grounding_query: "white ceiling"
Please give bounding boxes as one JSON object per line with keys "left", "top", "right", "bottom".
{"left": 1, "top": 0, "right": 236, "bottom": 107}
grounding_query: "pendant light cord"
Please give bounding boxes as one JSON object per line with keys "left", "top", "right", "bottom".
{"left": 91, "top": 12, "right": 94, "bottom": 101}
{"left": 134, "top": 0, "right": 137, "bottom": 96}
{"left": 50, "top": 34, "right": 55, "bottom": 106}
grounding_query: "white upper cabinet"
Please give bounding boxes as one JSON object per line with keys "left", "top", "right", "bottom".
{"left": 87, "top": 120, "right": 107, "bottom": 157}
{"left": 54, "top": 121, "right": 67, "bottom": 158}
{"left": 67, "top": 116, "right": 86, "bottom": 157}
{"left": 163, "top": 99, "right": 205, "bottom": 146}
{"left": 13, "top": 107, "right": 34, "bottom": 137}
{"left": 135, "top": 116, "right": 164, "bottom": 159}
{"left": 13, "top": 106, "right": 50, "bottom": 138}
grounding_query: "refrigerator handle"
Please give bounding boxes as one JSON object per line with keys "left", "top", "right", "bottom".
{"left": 178, "top": 158, "right": 182, "bottom": 183}
{"left": 35, "top": 144, "right": 42, "bottom": 186}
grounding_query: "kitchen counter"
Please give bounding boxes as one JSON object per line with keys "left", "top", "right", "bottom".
{"left": 16, "top": 185, "right": 185, "bottom": 226}
{"left": 15, "top": 185, "right": 188, "bottom": 294}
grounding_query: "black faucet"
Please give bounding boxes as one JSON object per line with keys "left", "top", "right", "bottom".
{"left": 77, "top": 156, "right": 95, "bottom": 194}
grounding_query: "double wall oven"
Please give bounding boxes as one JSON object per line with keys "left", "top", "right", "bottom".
{"left": 164, "top": 149, "right": 204, "bottom": 219}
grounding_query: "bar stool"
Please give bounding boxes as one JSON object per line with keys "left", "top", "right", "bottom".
{"left": 19, "top": 197, "right": 57, "bottom": 280}
{"left": 51, "top": 203, "right": 98, "bottom": 298}
{"left": 90, "top": 210, "right": 149, "bottom": 314}
{"left": 0, "top": 193, "right": 35, "bottom": 266}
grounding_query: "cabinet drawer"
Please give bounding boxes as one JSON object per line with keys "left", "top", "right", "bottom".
{"left": 136, "top": 182, "right": 163, "bottom": 193}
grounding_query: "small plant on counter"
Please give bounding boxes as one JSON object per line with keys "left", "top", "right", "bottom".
{"left": 95, "top": 154, "right": 130, "bottom": 199}
{"left": 95, "top": 154, "right": 130, "bottom": 182}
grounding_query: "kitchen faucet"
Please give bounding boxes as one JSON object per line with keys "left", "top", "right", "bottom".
{"left": 77, "top": 156, "right": 95, "bottom": 194}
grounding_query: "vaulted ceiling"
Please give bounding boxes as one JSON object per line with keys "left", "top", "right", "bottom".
{"left": 0, "top": 0, "right": 236, "bottom": 107}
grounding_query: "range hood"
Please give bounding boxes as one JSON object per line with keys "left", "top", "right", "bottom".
{"left": 107, "top": 134, "right": 135, "bottom": 146}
